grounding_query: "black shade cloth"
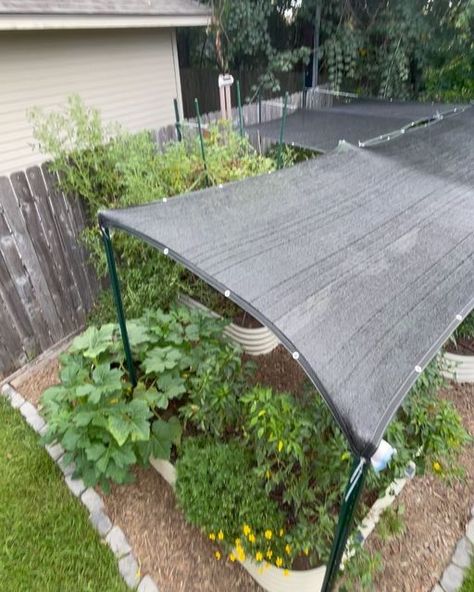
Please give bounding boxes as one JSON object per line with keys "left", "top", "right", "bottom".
{"left": 246, "top": 98, "right": 462, "bottom": 152}
{"left": 99, "top": 108, "right": 474, "bottom": 458}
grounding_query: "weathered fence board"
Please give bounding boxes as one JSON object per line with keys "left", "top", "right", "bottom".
{"left": 0, "top": 169, "right": 99, "bottom": 379}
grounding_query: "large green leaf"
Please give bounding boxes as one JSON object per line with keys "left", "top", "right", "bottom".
{"left": 143, "top": 346, "right": 181, "bottom": 375}
{"left": 107, "top": 400, "right": 151, "bottom": 446}
{"left": 151, "top": 416, "right": 182, "bottom": 460}
{"left": 69, "top": 325, "right": 116, "bottom": 359}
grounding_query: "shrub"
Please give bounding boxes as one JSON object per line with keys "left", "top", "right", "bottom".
{"left": 41, "top": 306, "right": 247, "bottom": 491}
{"left": 175, "top": 439, "right": 291, "bottom": 567}
{"left": 29, "top": 96, "right": 275, "bottom": 319}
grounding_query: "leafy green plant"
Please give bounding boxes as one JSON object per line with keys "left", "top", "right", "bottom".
{"left": 338, "top": 545, "right": 383, "bottom": 592}
{"left": 29, "top": 96, "right": 276, "bottom": 320}
{"left": 377, "top": 505, "right": 406, "bottom": 543}
{"left": 175, "top": 438, "right": 292, "bottom": 567}
{"left": 41, "top": 306, "right": 246, "bottom": 491}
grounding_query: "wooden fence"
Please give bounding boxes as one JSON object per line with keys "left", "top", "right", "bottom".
{"left": 0, "top": 88, "right": 330, "bottom": 378}
{"left": 180, "top": 68, "right": 305, "bottom": 118}
{"left": 0, "top": 165, "right": 100, "bottom": 378}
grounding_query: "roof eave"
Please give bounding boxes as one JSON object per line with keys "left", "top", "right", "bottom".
{"left": 0, "top": 14, "right": 211, "bottom": 31}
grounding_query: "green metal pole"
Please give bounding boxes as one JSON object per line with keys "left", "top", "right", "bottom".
{"left": 236, "top": 80, "right": 244, "bottom": 138}
{"left": 276, "top": 92, "right": 289, "bottom": 170}
{"left": 321, "top": 457, "right": 369, "bottom": 592}
{"left": 100, "top": 226, "right": 137, "bottom": 387}
{"left": 194, "top": 97, "right": 209, "bottom": 186}
{"left": 173, "top": 98, "right": 182, "bottom": 142}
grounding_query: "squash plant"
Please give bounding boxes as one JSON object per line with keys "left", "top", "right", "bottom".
{"left": 41, "top": 307, "right": 246, "bottom": 492}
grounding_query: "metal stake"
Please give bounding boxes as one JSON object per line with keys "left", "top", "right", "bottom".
{"left": 194, "top": 97, "right": 209, "bottom": 186}
{"left": 173, "top": 98, "right": 182, "bottom": 142}
{"left": 100, "top": 225, "right": 137, "bottom": 387}
{"left": 321, "top": 456, "right": 368, "bottom": 592}
{"left": 236, "top": 80, "right": 244, "bottom": 138}
{"left": 276, "top": 92, "right": 289, "bottom": 170}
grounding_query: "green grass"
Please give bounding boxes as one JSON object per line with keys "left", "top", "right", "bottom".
{"left": 0, "top": 398, "right": 128, "bottom": 592}
{"left": 461, "top": 559, "right": 474, "bottom": 592}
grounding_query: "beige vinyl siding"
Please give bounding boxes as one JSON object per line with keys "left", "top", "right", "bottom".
{"left": 0, "top": 28, "right": 180, "bottom": 175}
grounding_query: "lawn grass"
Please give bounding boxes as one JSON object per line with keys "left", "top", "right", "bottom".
{"left": 461, "top": 560, "right": 474, "bottom": 592}
{"left": 0, "top": 397, "right": 128, "bottom": 592}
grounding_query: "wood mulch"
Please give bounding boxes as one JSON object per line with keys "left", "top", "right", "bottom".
{"left": 9, "top": 348, "right": 474, "bottom": 592}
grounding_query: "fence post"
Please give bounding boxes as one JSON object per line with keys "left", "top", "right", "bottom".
{"left": 194, "top": 98, "right": 209, "bottom": 186}
{"left": 276, "top": 92, "right": 289, "bottom": 170}
{"left": 173, "top": 98, "right": 182, "bottom": 142}
{"left": 236, "top": 80, "right": 244, "bottom": 137}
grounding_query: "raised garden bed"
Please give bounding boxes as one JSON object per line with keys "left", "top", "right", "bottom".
{"left": 179, "top": 294, "right": 280, "bottom": 356}
{"left": 150, "top": 457, "right": 416, "bottom": 592}
{"left": 443, "top": 338, "right": 474, "bottom": 383}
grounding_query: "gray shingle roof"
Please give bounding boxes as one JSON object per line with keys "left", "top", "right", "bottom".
{"left": 0, "top": 0, "right": 211, "bottom": 17}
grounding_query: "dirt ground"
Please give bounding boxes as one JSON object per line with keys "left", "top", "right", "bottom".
{"left": 10, "top": 353, "right": 474, "bottom": 592}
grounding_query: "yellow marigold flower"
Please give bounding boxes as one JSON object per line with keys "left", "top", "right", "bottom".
{"left": 266, "top": 549, "right": 273, "bottom": 559}
{"left": 283, "top": 569, "right": 289, "bottom": 577}
{"left": 433, "top": 461, "right": 442, "bottom": 473}
{"left": 209, "top": 533, "right": 216, "bottom": 541}
{"left": 214, "top": 551, "right": 221, "bottom": 561}
{"left": 235, "top": 538, "right": 242, "bottom": 547}
{"left": 217, "top": 530, "right": 224, "bottom": 541}
{"left": 278, "top": 440, "right": 284, "bottom": 452}
{"left": 248, "top": 533, "right": 256, "bottom": 543}
{"left": 243, "top": 524, "right": 251, "bottom": 536}
{"left": 255, "top": 551, "right": 264, "bottom": 562}
{"left": 264, "top": 530, "right": 272, "bottom": 540}
{"left": 229, "top": 553, "right": 236, "bottom": 563}
{"left": 237, "top": 549, "right": 246, "bottom": 562}
{"left": 276, "top": 557, "right": 283, "bottom": 568}
{"left": 285, "top": 544, "right": 292, "bottom": 555}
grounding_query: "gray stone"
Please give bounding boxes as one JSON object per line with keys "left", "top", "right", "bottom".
{"left": 45, "top": 442, "right": 64, "bottom": 462}
{"left": 89, "top": 510, "right": 113, "bottom": 537}
{"left": 106, "top": 526, "right": 131, "bottom": 559}
{"left": 466, "top": 519, "right": 474, "bottom": 545}
{"left": 39, "top": 424, "right": 48, "bottom": 437}
{"left": 432, "top": 586, "right": 444, "bottom": 592}
{"left": 118, "top": 553, "right": 140, "bottom": 588}
{"left": 138, "top": 575, "right": 159, "bottom": 592}
{"left": 81, "top": 488, "right": 104, "bottom": 515}
{"left": 65, "top": 475, "right": 86, "bottom": 497}
{"left": 19, "top": 401, "right": 46, "bottom": 432}
{"left": 7, "top": 386, "right": 26, "bottom": 409}
{"left": 441, "top": 564, "right": 465, "bottom": 592}
{"left": 57, "top": 456, "right": 76, "bottom": 477}
{"left": 452, "top": 537, "right": 473, "bottom": 569}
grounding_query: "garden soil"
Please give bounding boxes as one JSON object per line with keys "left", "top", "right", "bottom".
{"left": 11, "top": 353, "right": 474, "bottom": 592}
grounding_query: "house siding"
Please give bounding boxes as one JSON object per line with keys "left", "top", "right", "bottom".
{"left": 0, "top": 28, "right": 180, "bottom": 174}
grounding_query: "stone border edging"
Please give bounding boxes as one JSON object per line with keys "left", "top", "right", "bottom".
{"left": 0, "top": 383, "right": 160, "bottom": 592}
{"left": 433, "top": 506, "right": 474, "bottom": 592}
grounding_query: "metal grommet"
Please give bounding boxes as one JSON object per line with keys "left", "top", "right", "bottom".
{"left": 218, "top": 184, "right": 223, "bottom": 189}
{"left": 224, "top": 290, "right": 230, "bottom": 298}
{"left": 163, "top": 197, "right": 167, "bottom": 203}
{"left": 163, "top": 248, "right": 169, "bottom": 255}
{"left": 415, "top": 365, "right": 422, "bottom": 374}
{"left": 456, "top": 314, "right": 463, "bottom": 321}
{"left": 292, "top": 352, "right": 300, "bottom": 360}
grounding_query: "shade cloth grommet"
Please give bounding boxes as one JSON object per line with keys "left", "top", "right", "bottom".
{"left": 292, "top": 352, "right": 300, "bottom": 360}
{"left": 456, "top": 314, "right": 463, "bottom": 321}
{"left": 163, "top": 197, "right": 168, "bottom": 203}
{"left": 163, "top": 248, "right": 169, "bottom": 255}
{"left": 224, "top": 290, "right": 231, "bottom": 298}
{"left": 415, "top": 365, "right": 422, "bottom": 373}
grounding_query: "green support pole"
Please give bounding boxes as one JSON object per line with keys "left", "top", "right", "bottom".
{"left": 194, "top": 97, "right": 209, "bottom": 186}
{"left": 321, "top": 457, "right": 369, "bottom": 592}
{"left": 100, "top": 226, "right": 137, "bottom": 387}
{"left": 173, "top": 98, "right": 182, "bottom": 142}
{"left": 236, "top": 80, "right": 244, "bottom": 138}
{"left": 276, "top": 92, "right": 289, "bottom": 170}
